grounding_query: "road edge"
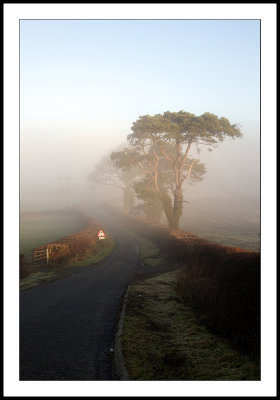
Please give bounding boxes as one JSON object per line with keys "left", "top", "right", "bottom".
{"left": 114, "top": 284, "right": 130, "bottom": 381}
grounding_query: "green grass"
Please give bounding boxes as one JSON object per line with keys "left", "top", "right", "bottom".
{"left": 179, "top": 196, "right": 260, "bottom": 251}
{"left": 20, "top": 235, "right": 116, "bottom": 290}
{"left": 138, "top": 237, "right": 167, "bottom": 267}
{"left": 139, "top": 238, "right": 160, "bottom": 258}
{"left": 121, "top": 271, "right": 260, "bottom": 380}
{"left": 188, "top": 231, "right": 260, "bottom": 251}
{"left": 67, "top": 235, "right": 115, "bottom": 267}
{"left": 180, "top": 212, "right": 260, "bottom": 251}
{"left": 20, "top": 271, "right": 57, "bottom": 289}
{"left": 20, "top": 215, "right": 84, "bottom": 255}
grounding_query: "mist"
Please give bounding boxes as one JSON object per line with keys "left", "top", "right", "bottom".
{"left": 19, "top": 18, "right": 261, "bottom": 251}
{"left": 20, "top": 125, "right": 260, "bottom": 211}
{"left": 20, "top": 122, "right": 260, "bottom": 251}
{"left": 6, "top": 10, "right": 276, "bottom": 393}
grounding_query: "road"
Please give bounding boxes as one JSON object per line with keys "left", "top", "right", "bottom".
{"left": 20, "top": 209, "right": 139, "bottom": 380}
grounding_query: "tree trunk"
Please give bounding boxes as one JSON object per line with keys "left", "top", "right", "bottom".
{"left": 172, "top": 189, "right": 183, "bottom": 230}
{"left": 123, "top": 184, "right": 134, "bottom": 214}
{"left": 159, "top": 192, "right": 176, "bottom": 229}
{"left": 153, "top": 177, "right": 182, "bottom": 230}
{"left": 159, "top": 189, "right": 183, "bottom": 230}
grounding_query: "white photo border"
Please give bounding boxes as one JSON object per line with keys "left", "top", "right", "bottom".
{"left": 4, "top": 3, "right": 276, "bottom": 397}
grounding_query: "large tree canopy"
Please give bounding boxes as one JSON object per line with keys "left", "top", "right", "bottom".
{"left": 127, "top": 110, "right": 242, "bottom": 229}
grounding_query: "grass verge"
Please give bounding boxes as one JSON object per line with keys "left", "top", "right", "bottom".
{"left": 138, "top": 237, "right": 167, "bottom": 267}
{"left": 67, "top": 235, "right": 115, "bottom": 267}
{"left": 20, "top": 271, "right": 57, "bottom": 290}
{"left": 20, "top": 235, "right": 115, "bottom": 290}
{"left": 121, "top": 271, "right": 260, "bottom": 380}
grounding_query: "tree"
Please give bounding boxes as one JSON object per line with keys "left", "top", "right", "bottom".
{"left": 127, "top": 111, "right": 242, "bottom": 229}
{"left": 133, "top": 178, "right": 165, "bottom": 224}
{"left": 133, "top": 142, "right": 205, "bottom": 224}
{"left": 88, "top": 148, "right": 139, "bottom": 213}
{"left": 110, "top": 148, "right": 141, "bottom": 213}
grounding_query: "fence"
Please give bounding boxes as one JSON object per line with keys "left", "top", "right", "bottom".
{"left": 32, "top": 243, "right": 70, "bottom": 265}
{"left": 32, "top": 247, "right": 49, "bottom": 265}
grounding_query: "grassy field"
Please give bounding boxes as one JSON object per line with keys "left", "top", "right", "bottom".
{"left": 20, "top": 214, "right": 84, "bottom": 256}
{"left": 180, "top": 196, "right": 260, "bottom": 251}
{"left": 121, "top": 271, "right": 260, "bottom": 380}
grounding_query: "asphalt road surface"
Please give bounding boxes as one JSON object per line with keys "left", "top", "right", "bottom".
{"left": 20, "top": 209, "right": 140, "bottom": 380}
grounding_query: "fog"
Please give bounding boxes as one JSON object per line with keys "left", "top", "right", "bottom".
{"left": 20, "top": 125, "right": 126, "bottom": 211}
{"left": 18, "top": 19, "right": 260, "bottom": 241}
{"left": 20, "top": 124, "right": 260, "bottom": 217}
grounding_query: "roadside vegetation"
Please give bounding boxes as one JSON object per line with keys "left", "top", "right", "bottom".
{"left": 20, "top": 209, "right": 115, "bottom": 290}
{"left": 67, "top": 234, "right": 115, "bottom": 267}
{"left": 113, "top": 210, "right": 260, "bottom": 380}
{"left": 175, "top": 243, "right": 260, "bottom": 358}
{"left": 122, "top": 212, "right": 260, "bottom": 358}
{"left": 121, "top": 271, "right": 260, "bottom": 380}
{"left": 20, "top": 269, "right": 57, "bottom": 290}
{"left": 138, "top": 237, "right": 167, "bottom": 268}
